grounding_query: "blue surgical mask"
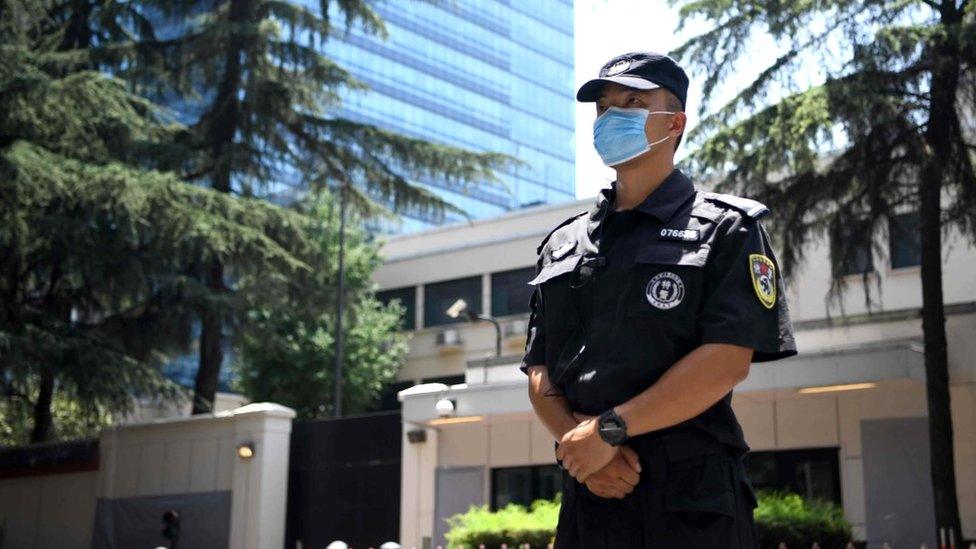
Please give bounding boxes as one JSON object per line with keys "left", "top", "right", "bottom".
{"left": 593, "top": 106, "right": 675, "bottom": 167}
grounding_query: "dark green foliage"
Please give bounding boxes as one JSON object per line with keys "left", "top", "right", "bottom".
{"left": 443, "top": 496, "right": 561, "bottom": 549}
{"left": 754, "top": 491, "right": 853, "bottom": 549}
{"left": 0, "top": 0, "right": 315, "bottom": 443}
{"left": 440, "top": 491, "right": 852, "bottom": 549}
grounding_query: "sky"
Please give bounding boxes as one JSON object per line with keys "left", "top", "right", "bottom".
{"left": 572, "top": 0, "right": 781, "bottom": 199}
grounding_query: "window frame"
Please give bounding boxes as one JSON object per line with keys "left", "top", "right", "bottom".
{"left": 490, "top": 463, "right": 562, "bottom": 511}
{"left": 490, "top": 266, "right": 537, "bottom": 318}
{"left": 888, "top": 211, "right": 922, "bottom": 270}
{"left": 743, "top": 447, "right": 842, "bottom": 505}
{"left": 377, "top": 286, "right": 418, "bottom": 331}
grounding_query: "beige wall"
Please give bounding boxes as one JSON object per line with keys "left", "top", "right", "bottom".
{"left": 0, "top": 470, "right": 98, "bottom": 549}
{"left": 98, "top": 402, "right": 294, "bottom": 549}
{"left": 0, "top": 403, "right": 296, "bottom": 549}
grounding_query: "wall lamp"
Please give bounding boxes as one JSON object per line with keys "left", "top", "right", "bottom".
{"left": 237, "top": 441, "right": 255, "bottom": 459}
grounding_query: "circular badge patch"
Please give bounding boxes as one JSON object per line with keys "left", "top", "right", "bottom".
{"left": 645, "top": 271, "right": 685, "bottom": 310}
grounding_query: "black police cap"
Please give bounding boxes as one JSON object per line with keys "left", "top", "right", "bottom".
{"left": 576, "top": 52, "right": 689, "bottom": 109}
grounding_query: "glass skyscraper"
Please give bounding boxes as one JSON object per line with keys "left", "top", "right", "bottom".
{"left": 321, "top": 0, "right": 576, "bottom": 233}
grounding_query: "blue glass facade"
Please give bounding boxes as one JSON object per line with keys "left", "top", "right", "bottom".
{"left": 320, "top": 0, "right": 576, "bottom": 233}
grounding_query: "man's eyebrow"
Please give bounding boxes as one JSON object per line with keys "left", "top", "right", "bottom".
{"left": 598, "top": 89, "right": 644, "bottom": 101}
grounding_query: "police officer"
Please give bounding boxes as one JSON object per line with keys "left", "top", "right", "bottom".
{"left": 520, "top": 52, "right": 797, "bottom": 548}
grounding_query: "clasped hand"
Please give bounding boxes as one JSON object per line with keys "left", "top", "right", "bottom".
{"left": 555, "top": 411, "right": 641, "bottom": 497}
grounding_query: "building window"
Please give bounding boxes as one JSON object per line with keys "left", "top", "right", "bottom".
{"left": 889, "top": 212, "right": 921, "bottom": 269}
{"left": 423, "top": 276, "right": 482, "bottom": 328}
{"left": 491, "top": 464, "right": 562, "bottom": 510}
{"left": 833, "top": 231, "right": 874, "bottom": 276}
{"left": 744, "top": 447, "right": 841, "bottom": 504}
{"left": 377, "top": 286, "right": 416, "bottom": 331}
{"left": 491, "top": 267, "right": 536, "bottom": 317}
{"left": 422, "top": 374, "right": 465, "bottom": 386}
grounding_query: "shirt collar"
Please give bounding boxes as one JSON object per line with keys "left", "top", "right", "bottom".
{"left": 594, "top": 168, "right": 696, "bottom": 223}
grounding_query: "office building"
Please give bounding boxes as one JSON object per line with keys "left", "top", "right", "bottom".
{"left": 320, "top": 0, "right": 577, "bottom": 233}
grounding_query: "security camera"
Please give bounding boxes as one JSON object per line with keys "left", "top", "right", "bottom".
{"left": 446, "top": 299, "right": 468, "bottom": 319}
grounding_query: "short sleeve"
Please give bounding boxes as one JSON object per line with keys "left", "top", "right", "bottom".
{"left": 699, "top": 214, "right": 797, "bottom": 362}
{"left": 519, "top": 256, "right": 547, "bottom": 375}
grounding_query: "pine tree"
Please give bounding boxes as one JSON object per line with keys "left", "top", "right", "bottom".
{"left": 131, "top": 0, "right": 512, "bottom": 414}
{"left": 672, "top": 0, "right": 974, "bottom": 541}
{"left": 0, "top": 0, "right": 317, "bottom": 442}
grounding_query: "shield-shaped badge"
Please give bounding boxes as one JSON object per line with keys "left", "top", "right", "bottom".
{"left": 605, "top": 60, "right": 631, "bottom": 76}
{"left": 749, "top": 254, "right": 777, "bottom": 309}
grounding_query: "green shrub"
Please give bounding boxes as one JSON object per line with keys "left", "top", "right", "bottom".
{"left": 443, "top": 495, "right": 560, "bottom": 549}
{"left": 755, "top": 490, "right": 853, "bottom": 548}
{"left": 442, "top": 490, "right": 853, "bottom": 549}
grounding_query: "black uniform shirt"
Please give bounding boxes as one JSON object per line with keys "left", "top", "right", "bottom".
{"left": 519, "top": 168, "right": 797, "bottom": 451}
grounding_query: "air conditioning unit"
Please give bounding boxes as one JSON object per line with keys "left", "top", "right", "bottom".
{"left": 436, "top": 328, "right": 463, "bottom": 348}
{"left": 503, "top": 319, "right": 529, "bottom": 339}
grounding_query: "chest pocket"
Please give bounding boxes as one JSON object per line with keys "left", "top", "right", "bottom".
{"left": 625, "top": 243, "right": 710, "bottom": 322}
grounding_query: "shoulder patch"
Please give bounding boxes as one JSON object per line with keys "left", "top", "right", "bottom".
{"left": 536, "top": 210, "right": 588, "bottom": 255}
{"left": 702, "top": 192, "right": 769, "bottom": 220}
{"left": 749, "top": 254, "right": 777, "bottom": 309}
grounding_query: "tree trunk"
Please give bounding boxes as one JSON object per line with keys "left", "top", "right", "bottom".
{"left": 193, "top": 258, "right": 225, "bottom": 414}
{"left": 190, "top": 0, "right": 249, "bottom": 414}
{"left": 30, "top": 367, "right": 55, "bottom": 443}
{"left": 919, "top": 5, "right": 963, "bottom": 542}
{"left": 333, "top": 181, "right": 347, "bottom": 418}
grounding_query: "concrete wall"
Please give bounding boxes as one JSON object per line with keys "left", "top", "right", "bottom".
{"left": 95, "top": 402, "right": 295, "bottom": 549}
{"left": 0, "top": 402, "right": 295, "bottom": 549}
{"left": 0, "top": 470, "right": 98, "bottom": 548}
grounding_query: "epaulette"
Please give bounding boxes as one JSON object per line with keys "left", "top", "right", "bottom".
{"left": 536, "top": 209, "right": 588, "bottom": 255}
{"left": 701, "top": 192, "right": 769, "bottom": 220}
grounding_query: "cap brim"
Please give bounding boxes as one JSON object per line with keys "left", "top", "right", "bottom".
{"left": 576, "top": 76, "right": 661, "bottom": 102}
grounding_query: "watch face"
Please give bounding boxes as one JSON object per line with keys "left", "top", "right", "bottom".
{"left": 599, "top": 416, "right": 626, "bottom": 445}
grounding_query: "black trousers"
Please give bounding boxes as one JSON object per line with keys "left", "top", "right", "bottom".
{"left": 553, "top": 435, "right": 759, "bottom": 549}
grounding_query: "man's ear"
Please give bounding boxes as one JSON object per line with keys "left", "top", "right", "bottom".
{"left": 668, "top": 112, "right": 685, "bottom": 151}
{"left": 671, "top": 111, "right": 687, "bottom": 136}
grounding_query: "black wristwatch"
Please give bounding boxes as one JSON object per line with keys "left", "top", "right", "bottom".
{"left": 597, "top": 408, "right": 629, "bottom": 446}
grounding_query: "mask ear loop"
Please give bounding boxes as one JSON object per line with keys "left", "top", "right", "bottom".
{"left": 645, "top": 111, "right": 676, "bottom": 149}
